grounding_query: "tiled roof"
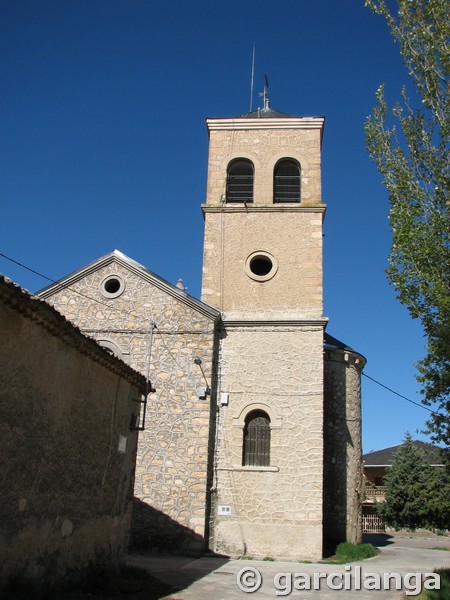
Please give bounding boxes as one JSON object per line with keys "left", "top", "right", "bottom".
{"left": 363, "top": 440, "right": 448, "bottom": 466}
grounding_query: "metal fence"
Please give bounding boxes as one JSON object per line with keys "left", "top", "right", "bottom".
{"left": 365, "top": 486, "right": 386, "bottom": 500}
{"left": 362, "top": 514, "right": 386, "bottom": 533}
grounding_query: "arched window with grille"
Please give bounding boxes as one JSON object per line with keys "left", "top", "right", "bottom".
{"left": 273, "top": 158, "right": 300, "bottom": 203}
{"left": 243, "top": 410, "right": 271, "bottom": 466}
{"left": 226, "top": 159, "right": 254, "bottom": 203}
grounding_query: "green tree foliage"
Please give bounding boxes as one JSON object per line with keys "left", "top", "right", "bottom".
{"left": 423, "top": 462, "right": 450, "bottom": 530}
{"left": 365, "top": 0, "right": 450, "bottom": 447}
{"left": 379, "top": 434, "right": 450, "bottom": 530}
{"left": 378, "top": 434, "right": 429, "bottom": 529}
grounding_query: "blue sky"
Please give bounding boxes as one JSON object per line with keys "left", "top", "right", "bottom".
{"left": 1, "top": 0, "right": 434, "bottom": 452}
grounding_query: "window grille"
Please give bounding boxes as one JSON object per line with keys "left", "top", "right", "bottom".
{"left": 243, "top": 410, "right": 271, "bottom": 466}
{"left": 274, "top": 159, "right": 300, "bottom": 203}
{"left": 226, "top": 159, "right": 254, "bottom": 203}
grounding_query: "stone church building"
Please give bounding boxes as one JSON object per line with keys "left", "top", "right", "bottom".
{"left": 39, "top": 101, "right": 366, "bottom": 560}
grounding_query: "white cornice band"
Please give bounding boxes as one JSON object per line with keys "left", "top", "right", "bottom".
{"left": 202, "top": 205, "right": 326, "bottom": 214}
{"left": 206, "top": 117, "right": 325, "bottom": 131}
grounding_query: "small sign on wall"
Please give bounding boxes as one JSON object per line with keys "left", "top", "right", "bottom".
{"left": 218, "top": 505, "right": 231, "bottom": 516}
{"left": 118, "top": 435, "right": 127, "bottom": 454}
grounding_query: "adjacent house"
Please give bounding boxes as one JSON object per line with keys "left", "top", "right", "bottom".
{"left": 0, "top": 275, "right": 147, "bottom": 590}
{"left": 362, "top": 440, "right": 448, "bottom": 533}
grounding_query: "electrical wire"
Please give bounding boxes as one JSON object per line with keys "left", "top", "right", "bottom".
{"left": 0, "top": 250, "right": 204, "bottom": 373}
{"left": 1, "top": 250, "right": 445, "bottom": 420}
{"left": 0, "top": 251, "right": 130, "bottom": 317}
{"left": 362, "top": 372, "right": 442, "bottom": 416}
{"left": 0, "top": 252, "right": 54, "bottom": 283}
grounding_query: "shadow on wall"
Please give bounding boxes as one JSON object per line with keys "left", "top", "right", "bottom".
{"left": 323, "top": 357, "right": 352, "bottom": 556}
{"left": 129, "top": 498, "right": 205, "bottom": 556}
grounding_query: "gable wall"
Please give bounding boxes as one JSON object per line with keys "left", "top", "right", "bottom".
{"left": 43, "top": 261, "right": 218, "bottom": 554}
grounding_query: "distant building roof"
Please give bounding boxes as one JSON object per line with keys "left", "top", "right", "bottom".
{"left": 363, "top": 440, "right": 448, "bottom": 467}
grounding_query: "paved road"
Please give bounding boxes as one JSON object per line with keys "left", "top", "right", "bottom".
{"left": 127, "top": 532, "right": 450, "bottom": 599}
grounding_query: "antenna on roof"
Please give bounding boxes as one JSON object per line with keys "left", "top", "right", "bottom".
{"left": 249, "top": 42, "right": 255, "bottom": 112}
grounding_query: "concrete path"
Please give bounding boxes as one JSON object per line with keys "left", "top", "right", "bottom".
{"left": 127, "top": 532, "right": 450, "bottom": 599}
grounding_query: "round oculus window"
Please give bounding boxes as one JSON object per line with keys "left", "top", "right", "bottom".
{"left": 100, "top": 274, "right": 125, "bottom": 299}
{"left": 245, "top": 251, "right": 278, "bottom": 282}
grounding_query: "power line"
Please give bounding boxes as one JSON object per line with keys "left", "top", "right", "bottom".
{"left": 0, "top": 250, "right": 209, "bottom": 385}
{"left": 0, "top": 252, "right": 55, "bottom": 284}
{"left": 362, "top": 372, "right": 441, "bottom": 416}
{"left": 1, "top": 250, "right": 445, "bottom": 419}
{"left": 0, "top": 251, "right": 136, "bottom": 317}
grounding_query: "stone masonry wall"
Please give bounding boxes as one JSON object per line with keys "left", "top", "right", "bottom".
{"left": 205, "top": 125, "right": 322, "bottom": 207}
{"left": 211, "top": 325, "right": 324, "bottom": 560}
{"left": 0, "top": 280, "right": 142, "bottom": 590}
{"left": 202, "top": 208, "right": 324, "bottom": 319}
{"left": 202, "top": 122, "right": 324, "bottom": 316}
{"left": 42, "top": 259, "right": 218, "bottom": 554}
{"left": 202, "top": 119, "right": 326, "bottom": 560}
{"left": 323, "top": 349, "right": 364, "bottom": 549}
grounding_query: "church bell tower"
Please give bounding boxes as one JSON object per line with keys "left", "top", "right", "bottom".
{"left": 201, "top": 97, "right": 327, "bottom": 560}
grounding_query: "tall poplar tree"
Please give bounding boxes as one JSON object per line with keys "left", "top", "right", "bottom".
{"left": 365, "top": 0, "right": 450, "bottom": 447}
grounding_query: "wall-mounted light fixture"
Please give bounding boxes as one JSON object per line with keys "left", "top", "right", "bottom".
{"left": 194, "top": 357, "right": 211, "bottom": 399}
